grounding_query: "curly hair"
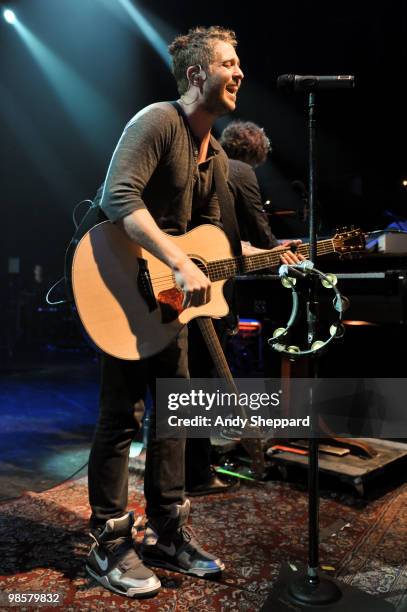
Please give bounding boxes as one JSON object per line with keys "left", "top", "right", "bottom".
{"left": 219, "top": 120, "right": 272, "bottom": 167}
{"left": 168, "top": 26, "right": 237, "bottom": 95}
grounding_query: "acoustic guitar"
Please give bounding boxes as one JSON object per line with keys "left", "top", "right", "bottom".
{"left": 71, "top": 223, "right": 364, "bottom": 360}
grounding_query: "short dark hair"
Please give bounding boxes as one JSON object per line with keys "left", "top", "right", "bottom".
{"left": 168, "top": 26, "right": 237, "bottom": 95}
{"left": 220, "top": 120, "right": 272, "bottom": 167}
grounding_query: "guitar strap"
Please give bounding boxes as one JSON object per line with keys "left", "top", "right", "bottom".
{"left": 64, "top": 202, "right": 106, "bottom": 303}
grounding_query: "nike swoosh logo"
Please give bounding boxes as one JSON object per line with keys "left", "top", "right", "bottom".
{"left": 94, "top": 550, "right": 109, "bottom": 571}
{"left": 157, "top": 542, "right": 177, "bottom": 556}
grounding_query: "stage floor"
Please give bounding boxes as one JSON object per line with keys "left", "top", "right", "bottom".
{"left": 1, "top": 350, "right": 407, "bottom": 610}
{"left": 0, "top": 350, "right": 99, "bottom": 500}
{"left": 1, "top": 472, "right": 407, "bottom": 610}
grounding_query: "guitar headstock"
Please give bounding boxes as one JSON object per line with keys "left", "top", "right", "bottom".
{"left": 332, "top": 226, "right": 366, "bottom": 256}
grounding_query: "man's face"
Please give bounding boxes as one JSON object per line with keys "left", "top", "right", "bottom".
{"left": 202, "top": 40, "right": 244, "bottom": 115}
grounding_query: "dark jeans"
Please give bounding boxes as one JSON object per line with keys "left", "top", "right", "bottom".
{"left": 88, "top": 328, "right": 188, "bottom": 527}
{"left": 185, "top": 438, "right": 212, "bottom": 487}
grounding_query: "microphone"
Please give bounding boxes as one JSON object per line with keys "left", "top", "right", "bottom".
{"left": 277, "top": 74, "right": 355, "bottom": 91}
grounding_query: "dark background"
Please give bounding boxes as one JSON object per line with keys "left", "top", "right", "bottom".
{"left": 1, "top": 0, "right": 406, "bottom": 285}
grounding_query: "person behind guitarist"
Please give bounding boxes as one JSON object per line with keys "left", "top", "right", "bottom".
{"left": 85, "top": 26, "right": 302, "bottom": 599}
{"left": 221, "top": 119, "right": 300, "bottom": 250}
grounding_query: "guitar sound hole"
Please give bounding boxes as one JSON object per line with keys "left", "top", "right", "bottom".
{"left": 190, "top": 258, "right": 209, "bottom": 277}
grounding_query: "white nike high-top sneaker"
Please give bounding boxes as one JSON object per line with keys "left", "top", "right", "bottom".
{"left": 141, "top": 500, "right": 224, "bottom": 577}
{"left": 86, "top": 512, "right": 160, "bottom": 598}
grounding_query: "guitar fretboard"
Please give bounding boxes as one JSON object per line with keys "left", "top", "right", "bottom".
{"left": 207, "top": 239, "right": 335, "bottom": 282}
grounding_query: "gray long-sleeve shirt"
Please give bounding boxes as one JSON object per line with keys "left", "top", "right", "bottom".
{"left": 99, "top": 101, "right": 228, "bottom": 235}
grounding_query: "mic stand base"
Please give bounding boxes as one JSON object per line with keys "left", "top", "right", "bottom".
{"left": 287, "top": 571, "right": 341, "bottom": 605}
{"left": 260, "top": 563, "right": 395, "bottom": 611}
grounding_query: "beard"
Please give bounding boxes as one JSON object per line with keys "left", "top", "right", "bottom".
{"left": 203, "top": 85, "right": 235, "bottom": 116}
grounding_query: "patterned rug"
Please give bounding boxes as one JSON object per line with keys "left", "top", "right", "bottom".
{"left": 0, "top": 474, "right": 406, "bottom": 611}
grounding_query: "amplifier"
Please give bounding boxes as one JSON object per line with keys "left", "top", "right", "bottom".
{"left": 377, "top": 233, "right": 407, "bottom": 254}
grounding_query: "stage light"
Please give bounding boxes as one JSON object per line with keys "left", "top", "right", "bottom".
{"left": 402, "top": 179, "right": 407, "bottom": 187}
{"left": 3, "top": 9, "right": 16, "bottom": 24}
{"left": 343, "top": 320, "right": 377, "bottom": 326}
{"left": 7, "top": 19, "right": 118, "bottom": 155}
{"left": 117, "top": 0, "right": 170, "bottom": 66}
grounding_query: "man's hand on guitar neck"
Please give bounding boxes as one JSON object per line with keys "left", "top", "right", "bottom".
{"left": 241, "top": 239, "right": 304, "bottom": 265}
{"left": 118, "top": 208, "right": 211, "bottom": 309}
{"left": 276, "top": 239, "right": 304, "bottom": 265}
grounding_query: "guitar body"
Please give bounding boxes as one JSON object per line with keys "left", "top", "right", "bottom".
{"left": 72, "top": 222, "right": 231, "bottom": 360}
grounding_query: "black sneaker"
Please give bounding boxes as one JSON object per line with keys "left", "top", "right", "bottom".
{"left": 86, "top": 512, "right": 160, "bottom": 598}
{"left": 141, "top": 500, "right": 224, "bottom": 577}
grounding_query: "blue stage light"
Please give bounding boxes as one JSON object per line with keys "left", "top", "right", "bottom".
{"left": 117, "top": 0, "right": 170, "bottom": 66}
{"left": 3, "top": 9, "right": 16, "bottom": 24}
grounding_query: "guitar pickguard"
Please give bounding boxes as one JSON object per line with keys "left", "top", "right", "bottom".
{"left": 157, "top": 287, "right": 184, "bottom": 323}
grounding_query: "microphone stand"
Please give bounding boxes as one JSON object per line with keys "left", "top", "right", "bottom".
{"left": 261, "top": 91, "right": 395, "bottom": 611}
{"left": 285, "top": 91, "right": 342, "bottom": 606}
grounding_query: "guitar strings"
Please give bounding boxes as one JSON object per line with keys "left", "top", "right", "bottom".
{"left": 148, "top": 239, "right": 336, "bottom": 286}
{"left": 148, "top": 234, "right": 362, "bottom": 294}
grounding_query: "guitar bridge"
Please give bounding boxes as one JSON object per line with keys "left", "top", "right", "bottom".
{"left": 137, "top": 258, "right": 157, "bottom": 312}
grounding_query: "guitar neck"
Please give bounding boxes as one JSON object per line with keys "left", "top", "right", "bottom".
{"left": 207, "top": 238, "right": 335, "bottom": 282}
{"left": 196, "top": 318, "right": 238, "bottom": 393}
